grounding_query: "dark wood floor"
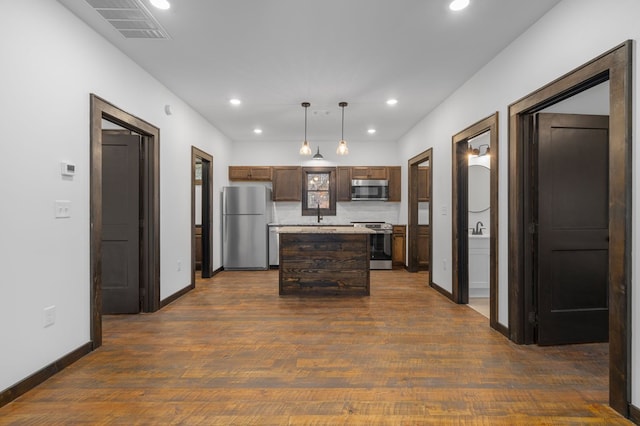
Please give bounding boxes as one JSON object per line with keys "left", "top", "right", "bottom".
{"left": 0, "top": 270, "right": 631, "bottom": 424}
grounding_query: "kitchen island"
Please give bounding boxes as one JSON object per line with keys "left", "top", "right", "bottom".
{"left": 278, "top": 226, "right": 374, "bottom": 295}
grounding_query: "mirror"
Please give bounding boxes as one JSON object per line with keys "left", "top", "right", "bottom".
{"left": 468, "top": 165, "right": 490, "bottom": 213}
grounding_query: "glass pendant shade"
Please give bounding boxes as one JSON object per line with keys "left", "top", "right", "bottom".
{"left": 300, "top": 140, "right": 312, "bottom": 155}
{"left": 300, "top": 102, "right": 312, "bottom": 155}
{"left": 336, "top": 101, "right": 349, "bottom": 156}
{"left": 337, "top": 140, "right": 349, "bottom": 155}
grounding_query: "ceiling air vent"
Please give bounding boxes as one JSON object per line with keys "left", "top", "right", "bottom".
{"left": 85, "top": 0, "right": 170, "bottom": 39}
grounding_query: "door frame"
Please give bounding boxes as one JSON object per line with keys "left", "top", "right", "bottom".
{"left": 407, "top": 148, "right": 433, "bottom": 274}
{"left": 451, "top": 113, "right": 502, "bottom": 334}
{"left": 90, "top": 94, "right": 160, "bottom": 349}
{"left": 191, "top": 146, "right": 214, "bottom": 285}
{"left": 508, "top": 41, "right": 632, "bottom": 415}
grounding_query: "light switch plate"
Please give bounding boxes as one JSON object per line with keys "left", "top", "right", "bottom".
{"left": 43, "top": 305, "right": 56, "bottom": 328}
{"left": 55, "top": 200, "right": 71, "bottom": 218}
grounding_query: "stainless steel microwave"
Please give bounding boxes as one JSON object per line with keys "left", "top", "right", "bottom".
{"left": 351, "top": 179, "right": 389, "bottom": 201}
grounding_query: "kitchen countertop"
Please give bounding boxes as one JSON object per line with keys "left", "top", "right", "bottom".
{"left": 268, "top": 223, "right": 354, "bottom": 227}
{"left": 277, "top": 225, "right": 374, "bottom": 234}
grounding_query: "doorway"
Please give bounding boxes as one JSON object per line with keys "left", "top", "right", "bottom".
{"left": 408, "top": 149, "right": 433, "bottom": 277}
{"left": 451, "top": 113, "right": 500, "bottom": 333}
{"left": 90, "top": 94, "right": 160, "bottom": 349}
{"left": 191, "top": 147, "right": 214, "bottom": 286}
{"left": 508, "top": 42, "right": 631, "bottom": 415}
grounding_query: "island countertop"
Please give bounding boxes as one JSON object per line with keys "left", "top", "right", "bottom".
{"left": 277, "top": 226, "right": 374, "bottom": 234}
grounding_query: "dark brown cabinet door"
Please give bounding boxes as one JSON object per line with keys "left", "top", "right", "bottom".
{"left": 102, "top": 131, "right": 140, "bottom": 314}
{"left": 536, "top": 113, "right": 609, "bottom": 345}
{"left": 392, "top": 225, "right": 406, "bottom": 268}
{"left": 387, "top": 166, "right": 401, "bottom": 202}
{"left": 417, "top": 225, "right": 430, "bottom": 270}
{"left": 336, "top": 167, "right": 352, "bottom": 201}
{"left": 418, "top": 166, "right": 430, "bottom": 202}
{"left": 272, "top": 166, "right": 301, "bottom": 201}
{"left": 228, "top": 166, "right": 272, "bottom": 181}
{"left": 351, "top": 166, "right": 388, "bottom": 180}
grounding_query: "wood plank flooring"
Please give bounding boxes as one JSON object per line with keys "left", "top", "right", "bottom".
{"left": 0, "top": 270, "right": 631, "bottom": 425}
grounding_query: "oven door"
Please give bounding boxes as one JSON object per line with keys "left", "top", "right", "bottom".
{"left": 369, "top": 231, "right": 392, "bottom": 270}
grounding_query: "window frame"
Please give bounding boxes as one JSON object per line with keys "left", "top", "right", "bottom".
{"left": 302, "top": 167, "right": 336, "bottom": 216}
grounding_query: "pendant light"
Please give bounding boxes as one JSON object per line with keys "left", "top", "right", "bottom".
{"left": 299, "top": 102, "right": 312, "bottom": 155}
{"left": 336, "top": 102, "right": 349, "bottom": 155}
{"left": 313, "top": 146, "right": 324, "bottom": 160}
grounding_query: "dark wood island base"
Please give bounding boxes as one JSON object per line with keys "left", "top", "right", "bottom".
{"left": 278, "top": 228, "right": 372, "bottom": 295}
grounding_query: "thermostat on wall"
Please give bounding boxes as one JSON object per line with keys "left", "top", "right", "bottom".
{"left": 61, "top": 162, "right": 76, "bottom": 177}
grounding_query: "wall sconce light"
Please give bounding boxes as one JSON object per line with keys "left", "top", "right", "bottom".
{"left": 468, "top": 143, "right": 490, "bottom": 157}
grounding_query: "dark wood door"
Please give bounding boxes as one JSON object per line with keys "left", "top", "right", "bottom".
{"left": 536, "top": 113, "right": 609, "bottom": 345}
{"left": 200, "top": 159, "right": 212, "bottom": 278}
{"left": 102, "top": 131, "right": 140, "bottom": 314}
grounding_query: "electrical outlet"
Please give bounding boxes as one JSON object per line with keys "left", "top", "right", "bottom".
{"left": 177, "top": 260, "right": 182, "bottom": 271}
{"left": 443, "top": 259, "right": 447, "bottom": 271}
{"left": 43, "top": 306, "right": 56, "bottom": 328}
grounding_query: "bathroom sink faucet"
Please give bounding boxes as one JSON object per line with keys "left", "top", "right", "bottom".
{"left": 471, "top": 221, "right": 485, "bottom": 235}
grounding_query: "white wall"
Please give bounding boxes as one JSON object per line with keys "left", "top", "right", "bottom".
{"left": 231, "top": 139, "right": 399, "bottom": 166}
{"left": 0, "top": 0, "right": 232, "bottom": 393}
{"left": 397, "top": 0, "right": 639, "bottom": 406}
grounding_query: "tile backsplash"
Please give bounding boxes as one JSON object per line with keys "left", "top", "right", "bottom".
{"left": 272, "top": 201, "right": 401, "bottom": 225}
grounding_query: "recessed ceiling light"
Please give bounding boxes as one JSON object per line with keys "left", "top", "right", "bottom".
{"left": 386, "top": 99, "right": 398, "bottom": 106}
{"left": 367, "top": 129, "right": 377, "bottom": 134}
{"left": 229, "top": 98, "right": 241, "bottom": 106}
{"left": 449, "top": 0, "right": 469, "bottom": 11}
{"left": 149, "top": 0, "right": 171, "bottom": 10}
{"left": 253, "top": 128, "right": 263, "bottom": 134}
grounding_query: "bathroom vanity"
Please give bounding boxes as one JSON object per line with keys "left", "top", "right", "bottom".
{"left": 468, "top": 235, "right": 490, "bottom": 297}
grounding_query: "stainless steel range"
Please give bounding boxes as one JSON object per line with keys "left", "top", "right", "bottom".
{"left": 352, "top": 222, "right": 393, "bottom": 270}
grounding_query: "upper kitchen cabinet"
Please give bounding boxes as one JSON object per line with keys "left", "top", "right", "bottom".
{"left": 351, "top": 166, "right": 388, "bottom": 180}
{"left": 387, "top": 166, "right": 401, "bottom": 202}
{"left": 272, "top": 166, "right": 301, "bottom": 201}
{"left": 336, "top": 167, "right": 352, "bottom": 202}
{"left": 228, "top": 166, "right": 272, "bottom": 181}
{"left": 418, "top": 166, "right": 430, "bottom": 202}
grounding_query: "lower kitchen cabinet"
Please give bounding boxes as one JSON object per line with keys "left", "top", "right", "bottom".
{"left": 417, "top": 225, "right": 430, "bottom": 270}
{"left": 195, "top": 225, "right": 202, "bottom": 270}
{"left": 392, "top": 225, "right": 406, "bottom": 269}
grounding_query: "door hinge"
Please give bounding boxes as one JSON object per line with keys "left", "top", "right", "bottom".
{"left": 528, "top": 311, "right": 538, "bottom": 325}
{"left": 139, "top": 219, "right": 145, "bottom": 228}
{"left": 528, "top": 222, "right": 538, "bottom": 234}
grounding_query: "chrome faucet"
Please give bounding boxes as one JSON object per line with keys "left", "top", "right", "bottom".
{"left": 471, "top": 221, "right": 485, "bottom": 235}
{"left": 317, "top": 204, "right": 323, "bottom": 223}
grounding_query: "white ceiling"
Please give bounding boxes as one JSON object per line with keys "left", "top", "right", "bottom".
{"left": 58, "top": 0, "right": 562, "bottom": 144}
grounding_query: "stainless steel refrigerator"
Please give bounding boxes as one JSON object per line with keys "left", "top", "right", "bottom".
{"left": 222, "top": 186, "right": 272, "bottom": 270}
